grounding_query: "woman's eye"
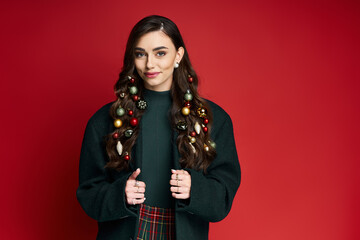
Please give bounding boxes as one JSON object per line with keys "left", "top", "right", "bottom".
{"left": 135, "top": 52, "right": 145, "bottom": 58}
{"left": 156, "top": 51, "right": 166, "bottom": 57}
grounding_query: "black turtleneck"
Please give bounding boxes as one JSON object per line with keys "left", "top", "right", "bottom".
{"left": 138, "top": 88, "right": 174, "bottom": 208}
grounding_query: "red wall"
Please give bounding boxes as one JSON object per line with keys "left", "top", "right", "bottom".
{"left": 1, "top": 0, "right": 359, "bottom": 239}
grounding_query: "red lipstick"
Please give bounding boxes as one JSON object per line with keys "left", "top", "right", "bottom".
{"left": 145, "top": 72, "right": 160, "bottom": 78}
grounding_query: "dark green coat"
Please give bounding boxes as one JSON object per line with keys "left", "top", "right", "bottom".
{"left": 76, "top": 100, "right": 241, "bottom": 240}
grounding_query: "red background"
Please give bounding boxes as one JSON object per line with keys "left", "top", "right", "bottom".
{"left": 1, "top": 0, "right": 359, "bottom": 239}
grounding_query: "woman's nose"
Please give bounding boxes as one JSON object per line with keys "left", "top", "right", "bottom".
{"left": 146, "top": 55, "right": 154, "bottom": 69}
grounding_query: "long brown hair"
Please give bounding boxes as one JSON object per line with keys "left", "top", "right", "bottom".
{"left": 105, "top": 15, "right": 216, "bottom": 172}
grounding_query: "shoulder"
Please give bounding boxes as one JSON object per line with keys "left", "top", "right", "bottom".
{"left": 86, "top": 102, "right": 114, "bottom": 133}
{"left": 203, "top": 99, "right": 234, "bottom": 139}
{"left": 204, "top": 99, "right": 232, "bottom": 127}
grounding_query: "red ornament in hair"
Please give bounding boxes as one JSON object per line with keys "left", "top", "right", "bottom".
{"left": 130, "top": 117, "right": 138, "bottom": 127}
{"left": 132, "top": 95, "right": 139, "bottom": 101}
{"left": 188, "top": 75, "right": 193, "bottom": 83}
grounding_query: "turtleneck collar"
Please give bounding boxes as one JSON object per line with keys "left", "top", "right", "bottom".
{"left": 143, "top": 88, "right": 172, "bottom": 106}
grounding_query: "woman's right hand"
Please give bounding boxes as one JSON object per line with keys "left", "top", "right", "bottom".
{"left": 125, "top": 168, "right": 146, "bottom": 205}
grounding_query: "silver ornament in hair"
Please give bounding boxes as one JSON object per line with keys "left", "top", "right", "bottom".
{"left": 136, "top": 99, "right": 147, "bottom": 110}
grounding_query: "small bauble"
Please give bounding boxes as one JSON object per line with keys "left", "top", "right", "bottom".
{"left": 116, "top": 107, "right": 125, "bottom": 117}
{"left": 184, "top": 91, "right": 193, "bottom": 101}
{"left": 176, "top": 121, "right": 187, "bottom": 131}
{"left": 124, "top": 129, "right": 134, "bottom": 138}
{"left": 130, "top": 117, "right": 138, "bottom": 127}
{"left": 197, "top": 107, "right": 207, "bottom": 118}
{"left": 184, "top": 101, "right": 192, "bottom": 108}
{"left": 181, "top": 107, "right": 190, "bottom": 116}
{"left": 132, "top": 95, "right": 139, "bottom": 101}
{"left": 209, "top": 140, "right": 216, "bottom": 149}
{"left": 112, "top": 132, "right": 119, "bottom": 139}
{"left": 114, "top": 119, "right": 123, "bottom": 128}
{"left": 129, "top": 86, "right": 138, "bottom": 95}
{"left": 204, "top": 144, "right": 210, "bottom": 152}
{"left": 203, "top": 126, "right": 208, "bottom": 133}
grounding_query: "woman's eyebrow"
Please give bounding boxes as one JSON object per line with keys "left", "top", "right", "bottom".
{"left": 153, "top": 46, "right": 168, "bottom": 51}
{"left": 134, "top": 46, "right": 168, "bottom": 51}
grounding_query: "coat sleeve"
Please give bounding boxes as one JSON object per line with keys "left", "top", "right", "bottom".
{"left": 177, "top": 114, "right": 241, "bottom": 222}
{"left": 76, "top": 117, "right": 137, "bottom": 222}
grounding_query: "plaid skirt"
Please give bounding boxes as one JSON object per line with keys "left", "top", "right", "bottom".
{"left": 137, "top": 204, "right": 175, "bottom": 240}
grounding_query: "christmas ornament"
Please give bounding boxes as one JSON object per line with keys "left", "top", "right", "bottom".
{"left": 116, "top": 107, "right": 125, "bottom": 117}
{"left": 176, "top": 121, "right": 187, "bottom": 131}
{"left": 194, "top": 122, "right": 201, "bottom": 135}
{"left": 184, "top": 90, "right": 193, "bottom": 101}
{"left": 181, "top": 106, "right": 190, "bottom": 116}
{"left": 116, "top": 141, "right": 123, "bottom": 155}
{"left": 114, "top": 119, "right": 123, "bottom": 128}
{"left": 136, "top": 99, "right": 147, "bottom": 110}
{"left": 124, "top": 129, "right": 134, "bottom": 138}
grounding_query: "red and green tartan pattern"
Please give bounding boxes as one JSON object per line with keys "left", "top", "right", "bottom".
{"left": 137, "top": 204, "right": 175, "bottom": 240}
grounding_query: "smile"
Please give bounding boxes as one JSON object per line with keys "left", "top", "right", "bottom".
{"left": 144, "top": 72, "right": 160, "bottom": 78}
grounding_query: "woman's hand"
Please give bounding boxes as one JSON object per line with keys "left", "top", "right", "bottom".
{"left": 170, "top": 169, "right": 191, "bottom": 199}
{"left": 125, "top": 168, "right": 146, "bottom": 205}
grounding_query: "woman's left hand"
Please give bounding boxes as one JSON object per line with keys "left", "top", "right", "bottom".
{"left": 170, "top": 169, "right": 191, "bottom": 199}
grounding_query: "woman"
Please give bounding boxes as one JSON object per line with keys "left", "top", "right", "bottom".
{"left": 77, "top": 15, "right": 241, "bottom": 240}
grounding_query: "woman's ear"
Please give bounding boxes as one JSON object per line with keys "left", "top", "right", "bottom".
{"left": 175, "top": 47, "right": 185, "bottom": 64}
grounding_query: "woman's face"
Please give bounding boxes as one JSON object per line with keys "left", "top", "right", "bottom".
{"left": 134, "top": 31, "right": 184, "bottom": 91}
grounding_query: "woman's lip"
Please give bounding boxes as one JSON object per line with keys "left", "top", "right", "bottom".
{"left": 144, "top": 72, "right": 160, "bottom": 78}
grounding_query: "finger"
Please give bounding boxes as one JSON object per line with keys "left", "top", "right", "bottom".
{"left": 170, "top": 179, "right": 190, "bottom": 187}
{"left": 171, "top": 169, "right": 190, "bottom": 178}
{"left": 134, "top": 181, "right": 146, "bottom": 188}
{"left": 127, "top": 180, "right": 146, "bottom": 188}
{"left": 172, "top": 169, "right": 189, "bottom": 175}
{"left": 128, "top": 186, "right": 146, "bottom": 193}
{"left": 170, "top": 179, "right": 184, "bottom": 186}
{"left": 125, "top": 186, "right": 145, "bottom": 195}
{"left": 177, "top": 169, "right": 186, "bottom": 175}
{"left": 126, "top": 192, "right": 145, "bottom": 199}
{"left": 171, "top": 173, "right": 186, "bottom": 180}
{"left": 129, "top": 168, "right": 141, "bottom": 180}
{"left": 170, "top": 186, "right": 189, "bottom": 193}
{"left": 171, "top": 169, "right": 185, "bottom": 176}
{"left": 169, "top": 179, "right": 180, "bottom": 186}
{"left": 172, "top": 192, "right": 190, "bottom": 199}
{"left": 127, "top": 197, "right": 146, "bottom": 205}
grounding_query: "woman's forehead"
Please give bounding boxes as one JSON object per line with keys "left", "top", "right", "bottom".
{"left": 135, "top": 31, "right": 175, "bottom": 50}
